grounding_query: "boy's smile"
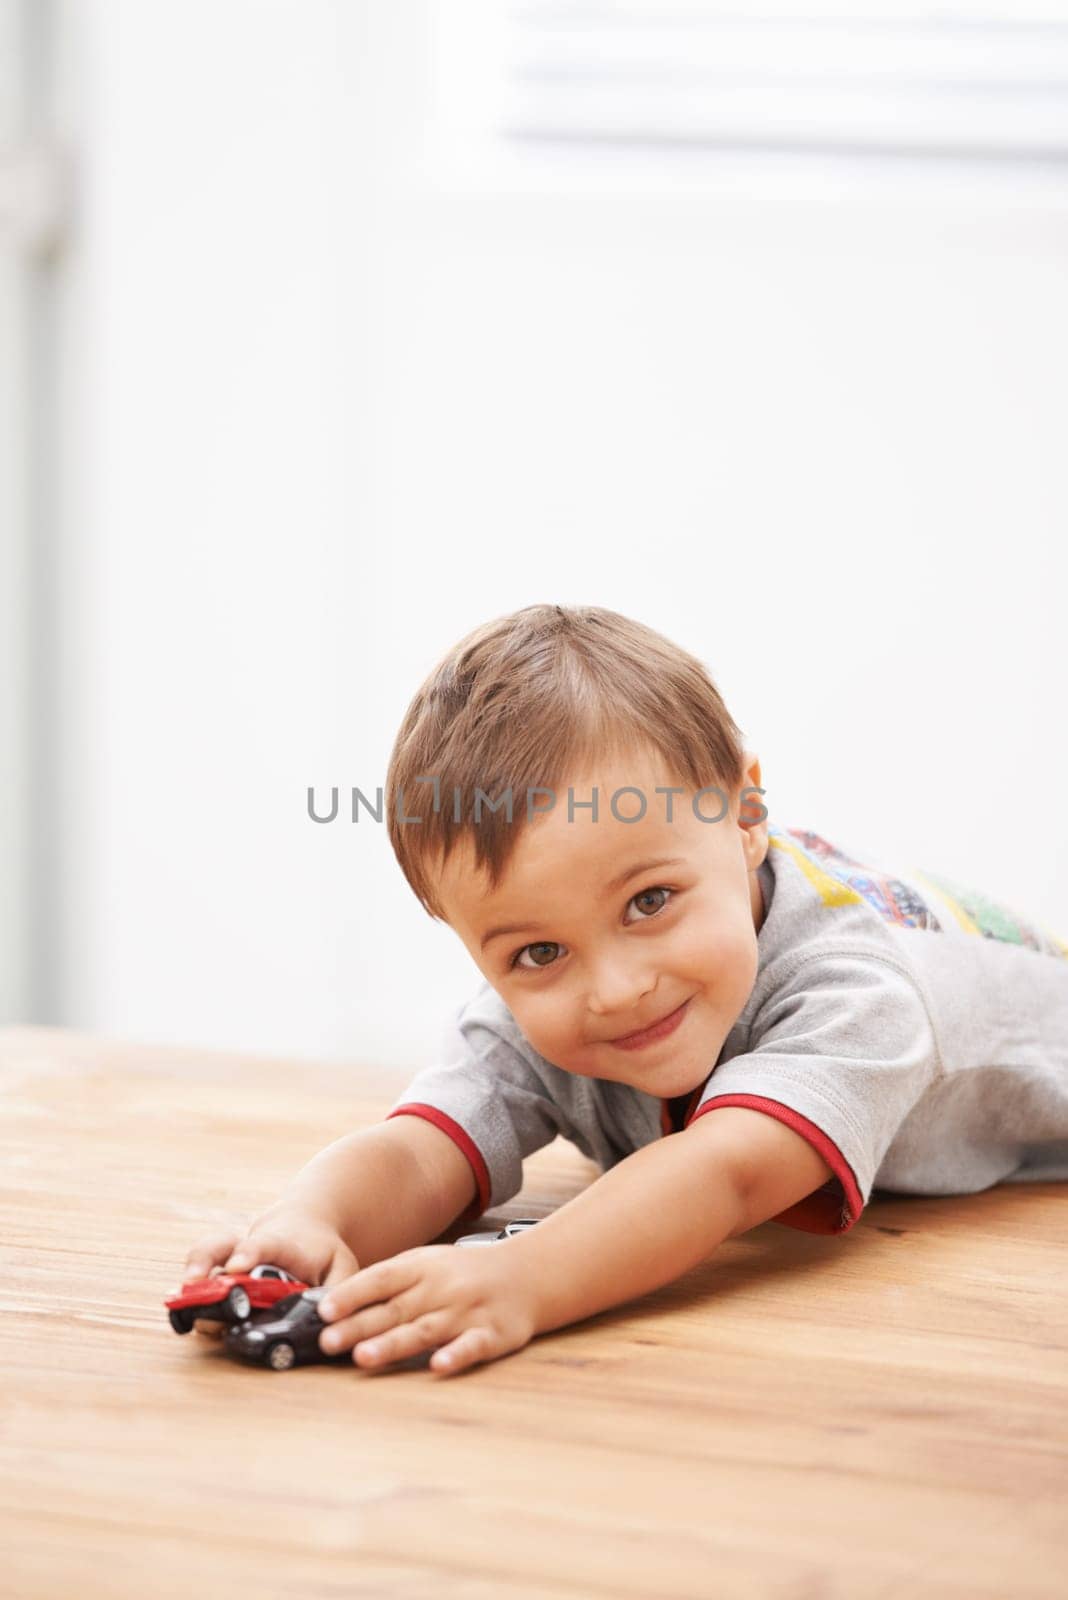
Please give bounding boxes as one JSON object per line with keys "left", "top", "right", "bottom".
{"left": 433, "top": 747, "right": 769, "bottom": 1100}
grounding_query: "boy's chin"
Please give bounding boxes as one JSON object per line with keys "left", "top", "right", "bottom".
{"left": 620, "top": 1055, "right": 711, "bottom": 1101}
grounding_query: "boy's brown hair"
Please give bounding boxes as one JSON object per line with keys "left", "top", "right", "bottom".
{"left": 385, "top": 603, "right": 748, "bottom": 921}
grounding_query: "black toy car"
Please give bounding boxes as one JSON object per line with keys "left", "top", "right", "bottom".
{"left": 224, "top": 1286, "right": 352, "bottom": 1371}
{"left": 454, "top": 1218, "right": 540, "bottom": 1247}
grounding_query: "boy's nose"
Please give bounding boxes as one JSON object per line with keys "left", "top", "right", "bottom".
{"left": 586, "top": 956, "right": 657, "bottom": 1021}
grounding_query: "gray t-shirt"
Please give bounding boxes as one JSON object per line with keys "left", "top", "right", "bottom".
{"left": 387, "top": 821, "right": 1068, "bottom": 1234}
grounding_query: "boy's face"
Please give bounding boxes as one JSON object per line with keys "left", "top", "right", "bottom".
{"left": 432, "top": 747, "right": 768, "bottom": 1100}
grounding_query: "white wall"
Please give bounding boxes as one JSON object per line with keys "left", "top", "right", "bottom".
{"left": 51, "top": 0, "right": 1068, "bottom": 1071}
{"left": 0, "top": 0, "right": 30, "bottom": 1026}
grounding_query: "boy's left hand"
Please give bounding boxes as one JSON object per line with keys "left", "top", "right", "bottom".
{"left": 315, "top": 1243, "right": 539, "bottom": 1377}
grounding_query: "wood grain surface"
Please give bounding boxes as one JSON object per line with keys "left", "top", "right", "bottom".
{"left": 1, "top": 1025, "right": 1066, "bottom": 1599}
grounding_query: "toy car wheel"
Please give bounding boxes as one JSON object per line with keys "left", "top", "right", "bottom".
{"left": 267, "top": 1341, "right": 296, "bottom": 1371}
{"left": 169, "top": 1308, "right": 195, "bottom": 1334}
{"left": 226, "top": 1286, "right": 251, "bottom": 1320}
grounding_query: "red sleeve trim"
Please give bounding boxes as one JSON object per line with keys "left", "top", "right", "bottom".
{"left": 686, "top": 1094, "right": 863, "bottom": 1235}
{"left": 386, "top": 1103, "right": 489, "bottom": 1224}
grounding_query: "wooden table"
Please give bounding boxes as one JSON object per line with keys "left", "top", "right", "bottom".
{"left": 2, "top": 1027, "right": 1066, "bottom": 1599}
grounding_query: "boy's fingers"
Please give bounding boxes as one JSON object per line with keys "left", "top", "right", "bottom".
{"left": 323, "top": 1242, "right": 360, "bottom": 1288}
{"left": 221, "top": 1245, "right": 258, "bottom": 1272}
{"left": 183, "top": 1230, "right": 243, "bottom": 1280}
{"left": 222, "top": 1232, "right": 287, "bottom": 1274}
{"left": 184, "top": 1221, "right": 354, "bottom": 1292}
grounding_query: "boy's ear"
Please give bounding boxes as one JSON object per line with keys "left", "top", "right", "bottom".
{"left": 736, "top": 750, "right": 768, "bottom": 860}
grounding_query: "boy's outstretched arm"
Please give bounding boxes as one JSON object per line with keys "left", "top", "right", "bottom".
{"left": 516, "top": 1105, "right": 834, "bottom": 1335}
{"left": 315, "top": 1107, "right": 833, "bottom": 1374}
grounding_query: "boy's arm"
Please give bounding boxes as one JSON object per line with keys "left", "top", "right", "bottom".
{"left": 313, "top": 1105, "right": 834, "bottom": 1373}
{"left": 183, "top": 1113, "right": 480, "bottom": 1305}
{"left": 280, "top": 1114, "right": 478, "bottom": 1266}
{"left": 515, "top": 1106, "right": 834, "bottom": 1335}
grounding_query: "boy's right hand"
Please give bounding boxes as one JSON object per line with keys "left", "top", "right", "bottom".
{"left": 181, "top": 1206, "right": 359, "bottom": 1338}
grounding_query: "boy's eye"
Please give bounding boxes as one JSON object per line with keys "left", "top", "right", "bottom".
{"left": 511, "top": 941, "right": 561, "bottom": 972}
{"left": 508, "top": 886, "right": 675, "bottom": 971}
{"left": 627, "top": 886, "right": 672, "bottom": 920}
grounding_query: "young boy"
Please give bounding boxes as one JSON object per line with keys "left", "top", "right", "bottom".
{"left": 183, "top": 604, "right": 1068, "bottom": 1376}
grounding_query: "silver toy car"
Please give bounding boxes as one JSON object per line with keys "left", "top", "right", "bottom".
{"left": 454, "top": 1218, "right": 541, "bottom": 1247}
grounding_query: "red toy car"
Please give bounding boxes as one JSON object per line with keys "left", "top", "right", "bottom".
{"left": 165, "top": 1263, "right": 308, "bottom": 1334}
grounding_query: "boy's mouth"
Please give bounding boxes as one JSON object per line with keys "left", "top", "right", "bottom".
{"left": 608, "top": 997, "right": 692, "bottom": 1051}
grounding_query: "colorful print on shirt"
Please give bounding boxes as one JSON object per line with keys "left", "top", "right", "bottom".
{"left": 906, "top": 866, "right": 1068, "bottom": 960}
{"left": 776, "top": 828, "right": 942, "bottom": 930}
{"left": 774, "top": 826, "right": 1068, "bottom": 962}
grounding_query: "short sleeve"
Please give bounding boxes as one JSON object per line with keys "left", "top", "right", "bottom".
{"left": 385, "top": 985, "right": 581, "bottom": 1221}
{"left": 688, "top": 953, "right": 942, "bottom": 1235}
